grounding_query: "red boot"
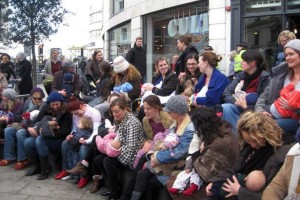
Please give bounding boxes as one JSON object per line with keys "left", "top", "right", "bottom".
{"left": 55, "top": 170, "right": 69, "bottom": 179}
{"left": 168, "top": 188, "right": 179, "bottom": 194}
{"left": 78, "top": 177, "right": 89, "bottom": 188}
{"left": 182, "top": 183, "right": 198, "bottom": 196}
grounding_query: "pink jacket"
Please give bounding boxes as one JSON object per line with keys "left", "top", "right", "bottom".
{"left": 96, "top": 132, "right": 120, "bottom": 157}
{"left": 274, "top": 83, "right": 300, "bottom": 118}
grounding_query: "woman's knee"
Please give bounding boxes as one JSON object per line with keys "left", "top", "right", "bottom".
{"left": 4, "top": 127, "right": 16, "bottom": 138}
{"left": 16, "top": 129, "right": 28, "bottom": 140}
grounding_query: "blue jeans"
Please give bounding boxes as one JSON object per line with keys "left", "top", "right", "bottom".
{"left": 61, "top": 139, "right": 89, "bottom": 170}
{"left": 275, "top": 118, "right": 299, "bottom": 134}
{"left": 4, "top": 127, "right": 30, "bottom": 161}
{"left": 221, "top": 103, "right": 243, "bottom": 134}
{"left": 24, "top": 135, "right": 63, "bottom": 157}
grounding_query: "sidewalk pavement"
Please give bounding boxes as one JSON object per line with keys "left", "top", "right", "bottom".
{"left": 0, "top": 164, "right": 108, "bottom": 200}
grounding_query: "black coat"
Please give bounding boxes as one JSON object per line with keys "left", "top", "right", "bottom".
{"left": 126, "top": 43, "right": 146, "bottom": 76}
{"left": 151, "top": 70, "right": 178, "bottom": 96}
{"left": 0, "top": 61, "right": 16, "bottom": 80}
{"left": 175, "top": 45, "right": 199, "bottom": 76}
{"left": 16, "top": 59, "right": 33, "bottom": 94}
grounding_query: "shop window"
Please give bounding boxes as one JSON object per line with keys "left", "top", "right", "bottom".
{"left": 244, "top": 16, "right": 282, "bottom": 51}
{"left": 109, "top": 23, "right": 131, "bottom": 59}
{"left": 287, "top": 0, "right": 300, "bottom": 10}
{"left": 245, "top": 0, "right": 282, "bottom": 14}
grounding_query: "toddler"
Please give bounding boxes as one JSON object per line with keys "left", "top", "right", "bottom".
{"left": 63, "top": 72, "right": 74, "bottom": 99}
{"left": 113, "top": 82, "right": 133, "bottom": 94}
{"left": 69, "top": 116, "right": 93, "bottom": 151}
{"left": 270, "top": 83, "right": 300, "bottom": 119}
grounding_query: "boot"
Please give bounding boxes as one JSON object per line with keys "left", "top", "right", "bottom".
{"left": 66, "top": 162, "right": 87, "bottom": 176}
{"left": 37, "top": 156, "right": 51, "bottom": 180}
{"left": 89, "top": 174, "right": 103, "bottom": 193}
{"left": 130, "top": 191, "right": 142, "bottom": 200}
{"left": 25, "top": 156, "right": 41, "bottom": 176}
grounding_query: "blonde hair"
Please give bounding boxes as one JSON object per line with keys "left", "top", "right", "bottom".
{"left": 78, "top": 116, "right": 93, "bottom": 129}
{"left": 277, "top": 30, "right": 296, "bottom": 45}
{"left": 237, "top": 111, "right": 283, "bottom": 150}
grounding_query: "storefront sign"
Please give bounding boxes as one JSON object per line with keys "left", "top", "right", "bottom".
{"left": 168, "top": 13, "right": 208, "bottom": 36}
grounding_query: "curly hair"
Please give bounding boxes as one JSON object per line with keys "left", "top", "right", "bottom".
{"left": 237, "top": 111, "right": 283, "bottom": 150}
{"left": 111, "top": 64, "right": 141, "bottom": 85}
{"left": 190, "top": 107, "right": 231, "bottom": 145}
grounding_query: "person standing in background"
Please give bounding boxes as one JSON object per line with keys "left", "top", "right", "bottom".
{"left": 126, "top": 36, "right": 146, "bottom": 83}
{"left": 43, "top": 49, "right": 62, "bottom": 94}
{"left": 15, "top": 52, "right": 33, "bottom": 95}
{"left": 175, "top": 35, "right": 199, "bottom": 76}
{"left": 234, "top": 42, "right": 248, "bottom": 73}
{"left": 0, "top": 53, "right": 16, "bottom": 81}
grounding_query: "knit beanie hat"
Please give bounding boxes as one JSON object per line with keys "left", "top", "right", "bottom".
{"left": 2, "top": 88, "right": 17, "bottom": 100}
{"left": 113, "top": 56, "right": 129, "bottom": 73}
{"left": 284, "top": 39, "right": 300, "bottom": 51}
{"left": 163, "top": 95, "right": 189, "bottom": 115}
{"left": 30, "top": 87, "right": 45, "bottom": 98}
{"left": 62, "top": 59, "right": 75, "bottom": 69}
{"left": 63, "top": 73, "right": 74, "bottom": 83}
{"left": 46, "top": 92, "right": 65, "bottom": 104}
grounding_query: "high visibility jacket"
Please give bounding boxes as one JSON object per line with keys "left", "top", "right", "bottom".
{"left": 234, "top": 50, "right": 246, "bottom": 72}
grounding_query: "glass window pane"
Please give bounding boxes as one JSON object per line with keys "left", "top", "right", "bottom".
{"left": 245, "top": 0, "right": 282, "bottom": 14}
{"left": 287, "top": 0, "right": 300, "bottom": 10}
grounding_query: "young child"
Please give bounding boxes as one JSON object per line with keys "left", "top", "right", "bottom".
{"left": 69, "top": 116, "right": 93, "bottom": 152}
{"left": 270, "top": 83, "right": 300, "bottom": 119}
{"left": 210, "top": 170, "right": 266, "bottom": 199}
{"left": 63, "top": 72, "right": 74, "bottom": 99}
{"left": 168, "top": 141, "right": 204, "bottom": 196}
{"left": 113, "top": 82, "right": 133, "bottom": 94}
{"left": 95, "top": 127, "right": 122, "bottom": 158}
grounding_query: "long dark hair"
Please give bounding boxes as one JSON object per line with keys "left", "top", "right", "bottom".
{"left": 190, "top": 107, "right": 231, "bottom": 145}
{"left": 185, "top": 53, "right": 201, "bottom": 77}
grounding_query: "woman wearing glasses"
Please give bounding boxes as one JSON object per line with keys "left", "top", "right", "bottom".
{"left": 275, "top": 30, "right": 296, "bottom": 66}
{"left": 0, "top": 87, "right": 45, "bottom": 170}
{"left": 176, "top": 53, "right": 201, "bottom": 98}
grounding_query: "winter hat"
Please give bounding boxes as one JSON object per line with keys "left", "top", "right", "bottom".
{"left": 296, "top": 127, "right": 300, "bottom": 144}
{"left": 62, "top": 59, "right": 75, "bottom": 69}
{"left": 30, "top": 87, "right": 45, "bottom": 98}
{"left": 284, "top": 39, "right": 300, "bottom": 51}
{"left": 245, "top": 93, "right": 259, "bottom": 106}
{"left": 113, "top": 56, "right": 129, "bottom": 73}
{"left": 46, "top": 92, "right": 65, "bottom": 104}
{"left": 63, "top": 72, "right": 74, "bottom": 83}
{"left": 163, "top": 95, "right": 189, "bottom": 115}
{"left": 2, "top": 88, "right": 17, "bottom": 100}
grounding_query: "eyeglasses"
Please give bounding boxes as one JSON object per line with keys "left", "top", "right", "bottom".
{"left": 187, "top": 63, "right": 198, "bottom": 66}
{"left": 33, "top": 97, "right": 42, "bottom": 100}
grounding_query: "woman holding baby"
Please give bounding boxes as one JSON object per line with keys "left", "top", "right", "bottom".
{"left": 221, "top": 49, "right": 270, "bottom": 133}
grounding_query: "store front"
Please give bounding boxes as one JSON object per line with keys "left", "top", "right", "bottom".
{"left": 231, "top": 0, "right": 300, "bottom": 64}
{"left": 143, "top": 1, "right": 209, "bottom": 80}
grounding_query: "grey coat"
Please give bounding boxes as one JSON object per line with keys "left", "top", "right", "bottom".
{"left": 254, "top": 62, "right": 289, "bottom": 113}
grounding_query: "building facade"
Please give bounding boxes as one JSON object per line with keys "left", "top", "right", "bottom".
{"left": 102, "top": 0, "right": 230, "bottom": 81}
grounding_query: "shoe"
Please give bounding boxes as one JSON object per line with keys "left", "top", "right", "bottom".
{"left": 36, "top": 156, "right": 51, "bottom": 180}
{"left": 100, "top": 190, "right": 111, "bottom": 196}
{"left": 0, "top": 159, "right": 15, "bottom": 166}
{"left": 55, "top": 170, "right": 69, "bottom": 179}
{"left": 14, "top": 160, "right": 31, "bottom": 170}
{"left": 89, "top": 175, "right": 103, "bottom": 193}
{"left": 78, "top": 177, "right": 89, "bottom": 188}
{"left": 66, "top": 162, "right": 87, "bottom": 176}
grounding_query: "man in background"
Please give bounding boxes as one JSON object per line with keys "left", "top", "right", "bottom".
{"left": 126, "top": 36, "right": 146, "bottom": 82}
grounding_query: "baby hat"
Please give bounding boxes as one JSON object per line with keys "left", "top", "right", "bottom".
{"left": 63, "top": 72, "right": 74, "bottom": 83}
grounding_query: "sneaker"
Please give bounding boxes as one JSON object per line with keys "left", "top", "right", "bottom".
{"left": 78, "top": 177, "right": 89, "bottom": 188}
{"left": 66, "top": 162, "right": 87, "bottom": 176}
{"left": 14, "top": 159, "right": 31, "bottom": 170}
{"left": 54, "top": 170, "right": 69, "bottom": 179}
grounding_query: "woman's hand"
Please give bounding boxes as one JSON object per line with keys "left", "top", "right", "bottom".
{"left": 262, "top": 111, "right": 273, "bottom": 117}
{"left": 108, "top": 126, "right": 116, "bottom": 133}
{"left": 146, "top": 84, "right": 154, "bottom": 91}
{"left": 66, "top": 134, "right": 73, "bottom": 141}
{"left": 178, "top": 72, "right": 186, "bottom": 84}
{"left": 0, "top": 116, "right": 8, "bottom": 122}
{"left": 222, "top": 175, "right": 241, "bottom": 198}
{"left": 28, "top": 127, "right": 38, "bottom": 137}
{"left": 206, "top": 183, "right": 213, "bottom": 196}
{"left": 234, "top": 95, "right": 247, "bottom": 109}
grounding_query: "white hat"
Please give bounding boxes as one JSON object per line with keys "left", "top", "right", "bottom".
{"left": 113, "top": 56, "right": 129, "bottom": 73}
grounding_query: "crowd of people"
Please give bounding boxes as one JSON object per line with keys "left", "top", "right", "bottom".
{"left": 0, "top": 32, "right": 299, "bottom": 200}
